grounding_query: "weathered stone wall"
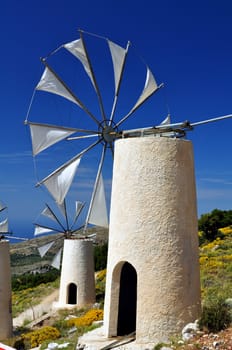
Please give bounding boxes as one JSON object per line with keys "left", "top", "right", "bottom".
{"left": 104, "top": 137, "right": 201, "bottom": 345}
{"left": 58, "top": 239, "right": 95, "bottom": 308}
{"left": 0, "top": 240, "right": 13, "bottom": 339}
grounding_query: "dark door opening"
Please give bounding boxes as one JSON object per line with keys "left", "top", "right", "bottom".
{"left": 68, "top": 283, "right": 77, "bottom": 304}
{"left": 117, "top": 262, "right": 137, "bottom": 336}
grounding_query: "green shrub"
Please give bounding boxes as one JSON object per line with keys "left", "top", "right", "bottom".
{"left": 199, "top": 296, "right": 231, "bottom": 332}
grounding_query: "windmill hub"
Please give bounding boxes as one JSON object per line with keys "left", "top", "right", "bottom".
{"left": 99, "top": 120, "right": 118, "bottom": 144}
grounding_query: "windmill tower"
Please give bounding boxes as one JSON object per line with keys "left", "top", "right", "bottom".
{"left": 103, "top": 136, "right": 201, "bottom": 346}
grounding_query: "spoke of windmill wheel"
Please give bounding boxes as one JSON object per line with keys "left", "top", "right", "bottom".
{"left": 67, "top": 134, "right": 99, "bottom": 140}
{"left": 39, "top": 59, "right": 101, "bottom": 127}
{"left": 26, "top": 121, "right": 99, "bottom": 135}
{"left": 109, "top": 40, "right": 130, "bottom": 125}
{"left": 37, "top": 138, "right": 102, "bottom": 188}
{"left": 79, "top": 30, "right": 107, "bottom": 123}
{"left": 84, "top": 143, "right": 107, "bottom": 231}
{"left": 63, "top": 199, "right": 70, "bottom": 231}
{"left": 45, "top": 203, "right": 67, "bottom": 232}
{"left": 70, "top": 201, "right": 85, "bottom": 230}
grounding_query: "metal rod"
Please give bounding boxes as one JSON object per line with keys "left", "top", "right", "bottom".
{"left": 191, "top": 114, "right": 232, "bottom": 126}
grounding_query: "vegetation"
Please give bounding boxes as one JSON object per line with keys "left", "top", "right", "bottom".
{"left": 12, "top": 268, "right": 60, "bottom": 291}
{"left": 198, "top": 208, "right": 232, "bottom": 243}
{"left": 8, "top": 210, "right": 232, "bottom": 348}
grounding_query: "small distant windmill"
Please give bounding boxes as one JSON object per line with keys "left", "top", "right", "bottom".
{"left": 34, "top": 197, "right": 99, "bottom": 308}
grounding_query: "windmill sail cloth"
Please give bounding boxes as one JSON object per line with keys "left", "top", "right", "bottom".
{"left": 34, "top": 225, "right": 54, "bottom": 236}
{"left": 29, "top": 123, "right": 76, "bottom": 156}
{"left": 88, "top": 174, "right": 108, "bottom": 228}
{"left": 0, "top": 218, "right": 8, "bottom": 233}
{"left": 123, "top": 67, "right": 158, "bottom": 119}
{"left": 42, "top": 206, "right": 57, "bottom": 222}
{"left": 108, "top": 40, "right": 127, "bottom": 95}
{"left": 64, "top": 38, "right": 96, "bottom": 91}
{"left": 38, "top": 241, "right": 55, "bottom": 257}
{"left": 51, "top": 248, "right": 62, "bottom": 269}
{"left": 36, "top": 67, "right": 81, "bottom": 106}
{"left": 41, "top": 158, "right": 81, "bottom": 205}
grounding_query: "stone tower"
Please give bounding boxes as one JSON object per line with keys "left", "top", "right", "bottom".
{"left": 103, "top": 136, "right": 201, "bottom": 347}
{"left": 0, "top": 240, "right": 13, "bottom": 339}
{"left": 56, "top": 239, "right": 95, "bottom": 308}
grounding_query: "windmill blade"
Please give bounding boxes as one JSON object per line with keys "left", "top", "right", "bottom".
{"left": 43, "top": 203, "right": 67, "bottom": 232}
{"left": 40, "top": 158, "right": 81, "bottom": 205}
{"left": 51, "top": 248, "right": 62, "bottom": 270}
{"left": 70, "top": 201, "right": 85, "bottom": 229}
{"left": 108, "top": 40, "right": 130, "bottom": 122}
{"left": 38, "top": 241, "right": 55, "bottom": 257}
{"left": 38, "top": 61, "right": 100, "bottom": 126}
{"left": 0, "top": 219, "right": 8, "bottom": 233}
{"left": 4, "top": 235, "right": 28, "bottom": 241}
{"left": 27, "top": 122, "right": 79, "bottom": 156}
{"left": 88, "top": 173, "right": 108, "bottom": 228}
{"left": 34, "top": 225, "right": 55, "bottom": 236}
{"left": 117, "top": 68, "right": 163, "bottom": 128}
{"left": 37, "top": 138, "right": 102, "bottom": 201}
{"left": 42, "top": 205, "right": 58, "bottom": 222}
{"left": 84, "top": 144, "right": 108, "bottom": 230}
{"left": 64, "top": 32, "right": 107, "bottom": 122}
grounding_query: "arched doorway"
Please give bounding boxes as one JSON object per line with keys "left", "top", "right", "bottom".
{"left": 67, "top": 283, "right": 77, "bottom": 304}
{"left": 117, "top": 262, "right": 137, "bottom": 336}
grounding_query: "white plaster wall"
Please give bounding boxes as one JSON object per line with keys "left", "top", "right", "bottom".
{"left": 104, "top": 137, "right": 201, "bottom": 345}
{"left": 58, "top": 239, "right": 95, "bottom": 307}
{"left": 0, "top": 240, "right": 13, "bottom": 339}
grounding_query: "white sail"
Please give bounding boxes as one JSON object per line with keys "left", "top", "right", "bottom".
{"left": 51, "top": 248, "right": 62, "bottom": 269}
{"left": 64, "top": 38, "right": 96, "bottom": 90}
{"left": 160, "top": 115, "right": 171, "bottom": 125}
{"left": 34, "top": 225, "right": 54, "bottom": 236}
{"left": 128, "top": 67, "right": 158, "bottom": 114}
{"left": 42, "top": 206, "right": 57, "bottom": 222}
{"left": 38, "top": 241, "right": 55, "bottom": 257}
{"left": 29, "top": 123, "right": 76, "bottom": 156}
{"left": 36, "top": 67, "right": 81, "bottom": 106}
{"left": 0, "top": 218, "right": 8, "bottom": 233}
{"left": 88, "top": 174, "right": 108, "bottom": 228}
{"left": 41, "top": 158, "right": 81, "bottom": 205}
{"left": 72, "top": 201, "right": 84, "bottom": 223}
{"left": 108, "top": 40, "right": 127, "bottom": 94}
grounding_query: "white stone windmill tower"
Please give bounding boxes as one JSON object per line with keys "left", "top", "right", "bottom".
{"left": 34, "top": 194, "right": 107, "bottom": 309}
{"left": 24, "top": 30, "right": 232, "bottom": 347}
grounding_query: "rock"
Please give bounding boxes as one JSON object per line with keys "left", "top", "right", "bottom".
{"left": 182, "top": 320, "right": 199, "bottom": 341}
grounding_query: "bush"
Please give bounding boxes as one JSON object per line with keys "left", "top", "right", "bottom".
{"left": 199, "top": 296, "right": 231, "bottom": 332}
{"left": 19, "top": 326, "right": 60, "bottom": 349}
{"left": 66, "top": 308, "right": 103, "bottom": 328}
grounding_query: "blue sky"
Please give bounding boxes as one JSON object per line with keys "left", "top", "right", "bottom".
{"left": 0, "top": 0, "right": 232, "bottom": 239}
